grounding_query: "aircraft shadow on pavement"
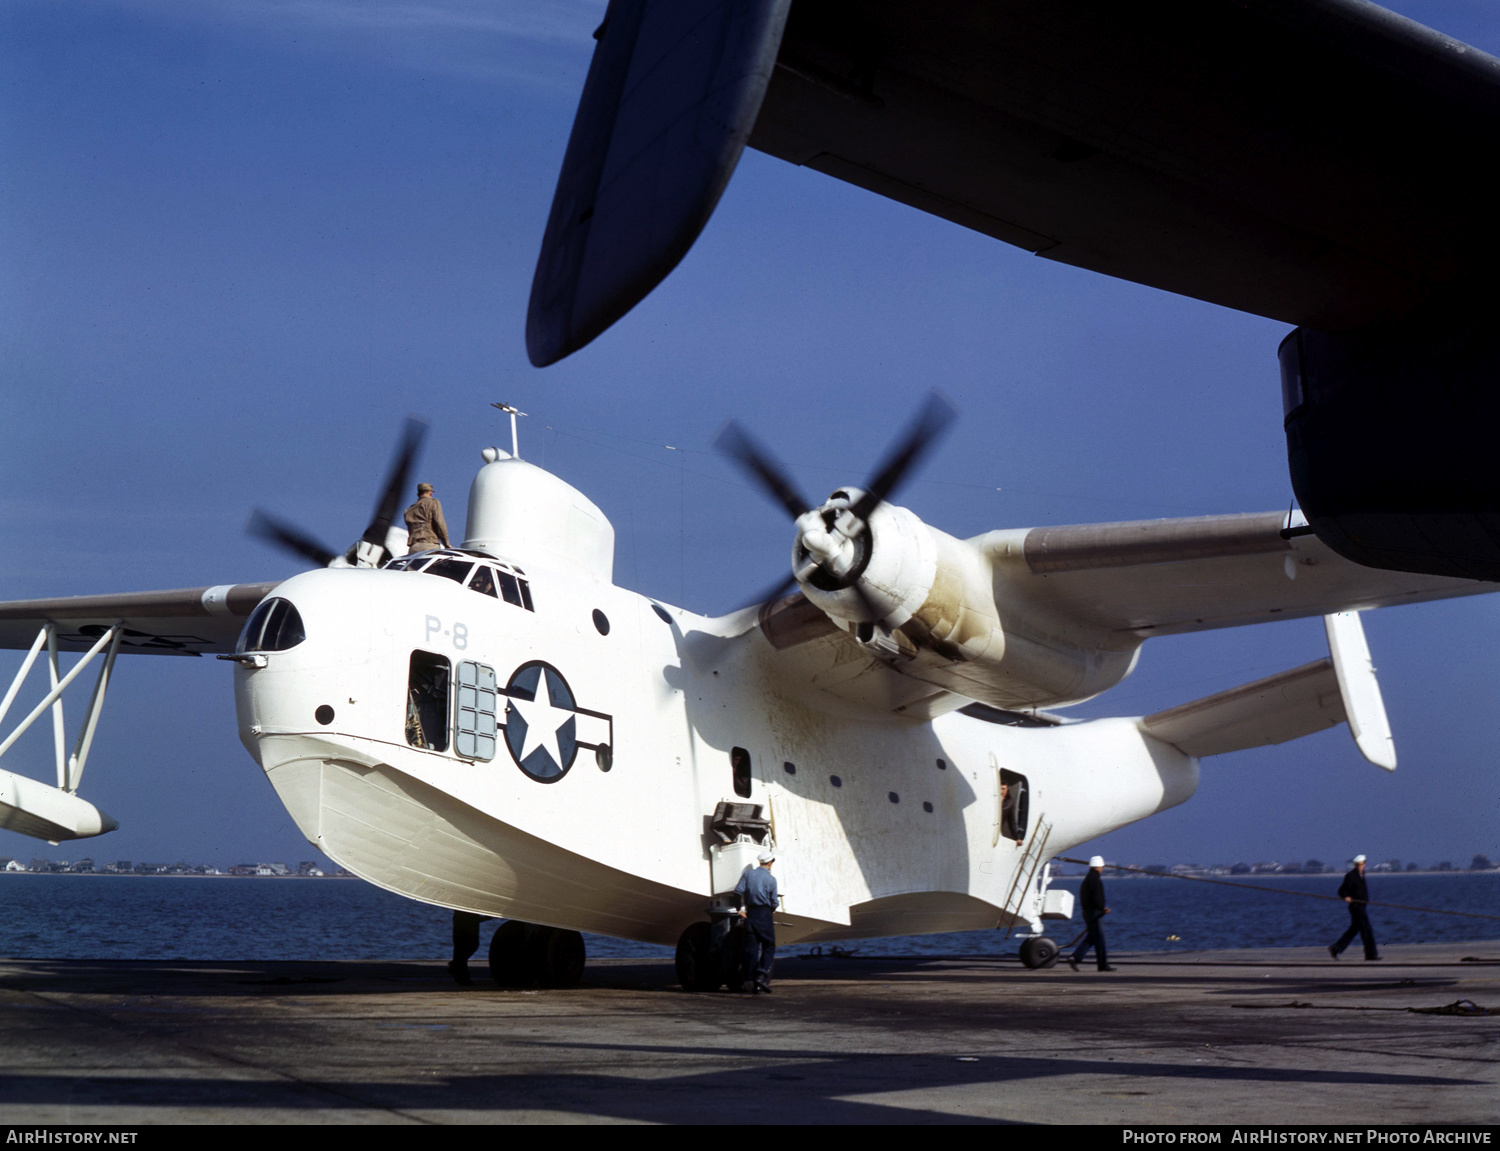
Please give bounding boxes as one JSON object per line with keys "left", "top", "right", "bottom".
{"left": 0, "top": 1043, "right": 1482, "bottom": 1125}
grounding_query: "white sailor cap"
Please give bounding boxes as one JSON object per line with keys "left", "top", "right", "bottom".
{"left": 758, "top": 851, "right": 775, "bottom": 864}
{"left": 1352, "top": 854, "right": 1366, "bottom": 863}
{"left": 1088, "top": 855, "right": 1105, "bottom": 868}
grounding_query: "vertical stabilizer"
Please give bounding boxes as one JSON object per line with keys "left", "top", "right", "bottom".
{"left": 1324, "top": 611, "right": 1396, "bottom": 771}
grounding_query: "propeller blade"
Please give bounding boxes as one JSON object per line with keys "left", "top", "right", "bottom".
{"left": 714, "top": 421, "right": 812, "bottom": 521}
{"left": 247, "top": 510, "right": 339, "bottom": 568}
{"left": 361, "top": 416, "right": 429, "bottom": 547}
{"left": 850, "top": 392, "right": 957, "bottom": 523}
{"left": 732, "top": 570, "right": 799, "bottom": 613}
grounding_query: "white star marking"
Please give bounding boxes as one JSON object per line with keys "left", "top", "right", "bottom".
{"left": 508, "top": 672, "right": 572, "bottom": 771}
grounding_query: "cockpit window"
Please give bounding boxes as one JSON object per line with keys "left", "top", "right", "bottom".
{"left": 496, "top": 570, "right": 523, "bottom": 607}
{"left": 468, "top": 565, "right": 499, "bottom": 598}
{"left": 237, "top": 598, "right": 306, "bottom": 653}
{"left": 388, "top": 551, "right": 534, "bottom": 611}
{"left": 423, "top": 558, "right": 474, "bottom": 584}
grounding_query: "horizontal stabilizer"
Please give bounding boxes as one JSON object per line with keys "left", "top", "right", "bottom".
{"left": 1140, "top": 659, "right": 1345, "bottom": 758}
{"left": 0, "top": 769, "right": 118, "bottom": 841}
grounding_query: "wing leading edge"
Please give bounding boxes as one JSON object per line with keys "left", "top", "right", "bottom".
{"left": 0, "top": 583, "right": 279, "bottom": 656}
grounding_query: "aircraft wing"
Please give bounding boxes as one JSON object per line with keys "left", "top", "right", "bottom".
{"left": 982, "top": 512, "right": 1495, "bottom": 638}
{"left": 530, "top": 0, "right": 1500, "bottom": 363}
{"left": 0, "top": 583, "right": 279, "bottom": 656}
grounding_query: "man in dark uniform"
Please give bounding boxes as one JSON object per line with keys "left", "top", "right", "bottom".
{"left": 1329, "top": 854, "right": 1381, "bottom": 960}
{"left": 736, "top": 851, "right": 779, "bottom": 994}
{"left": 404, "top": 482, "right": 450, "bottom": 552}
{"left": 1068, "top": 855, "right": 1117, "bottom": 971}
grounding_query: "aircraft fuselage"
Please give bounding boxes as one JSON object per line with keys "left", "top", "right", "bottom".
{"left": 236, "top": 560, "right": 1196, "bottom": 946}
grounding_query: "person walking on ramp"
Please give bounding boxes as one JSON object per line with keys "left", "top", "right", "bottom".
{"left": 1069, "top": 855, "right": 1117, "bottom": 972}
{"left": 1329, "top": 854, "right": 1382, "bottom": 961}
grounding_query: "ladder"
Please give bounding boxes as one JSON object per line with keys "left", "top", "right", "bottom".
{"left": 999, "top": 816, "right": 1052, "bottom": 938}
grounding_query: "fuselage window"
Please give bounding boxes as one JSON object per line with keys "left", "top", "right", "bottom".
{"left": 999, "top": 769, "right": 1029, "bottom": 843}
{"left": 406, "top": 650, "right": 451, "bottom": 752}
{"left": 237, "top": 598, "right": 306, "bottom": 653}
{"left": 519, "top": 579, "right": 534, "bottom": 611}
{"left": 468, "top": 566, "right": 499, "bottom": 599}
{"left": 731, "top": 747, "right": 752, "bottom": 799}
{"left": 424, "top": 558, "right": 474, "bottom": 585}
{"left": 454, "top": 660, "right": 499, "bottom": 760}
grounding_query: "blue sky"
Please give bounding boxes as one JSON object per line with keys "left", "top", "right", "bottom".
{"left": 2, "top": 0, "right": 1497, "bottom": 873}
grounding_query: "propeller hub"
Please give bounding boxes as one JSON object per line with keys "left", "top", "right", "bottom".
{"left": 712, "top": 392, "right": 955, "bottom": 616}
{"left": 794, "top": 491, "right": 871, "bottom": 588}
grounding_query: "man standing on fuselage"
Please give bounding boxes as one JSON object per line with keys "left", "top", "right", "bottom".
{"left": 1069, "top": 856, "right": 1116, "bottom": 972}
{"left": 736, "top": 851, "right": 779, "bottom": 994}
{"left": 404, "top": 483, "right": 450, "bottom": 552}
{"left": 1329, "top": 854, "right": 1381, "bottom": 961}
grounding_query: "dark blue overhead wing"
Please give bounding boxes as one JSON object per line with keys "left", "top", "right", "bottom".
{"left": 533, "top": 0, "right": 1500, "bottom": 349}
{"left": 526, "top": 0, "right": 792, "bottom": 367}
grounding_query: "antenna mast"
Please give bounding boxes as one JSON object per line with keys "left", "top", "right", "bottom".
{"left": 490, "top": 403, "right": 528, "bottom": 459}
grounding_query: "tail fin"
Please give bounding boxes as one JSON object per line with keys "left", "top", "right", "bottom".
{"left": 1140, "top": 611, "right": 1394, "bottom": 769}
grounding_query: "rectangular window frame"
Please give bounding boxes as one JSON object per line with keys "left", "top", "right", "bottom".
{"left": 454, "top": 659, "right": 499, "bottom": 761}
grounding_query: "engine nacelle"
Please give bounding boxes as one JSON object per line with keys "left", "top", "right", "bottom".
{"left": 790, "top": 492, "right": 1138, "bottom": 711}
{"left": 1281, "top": 296, "right": 1500, "bottom": 582}
{"left": 796, "top": 494, "right": 939, "bottom": 630}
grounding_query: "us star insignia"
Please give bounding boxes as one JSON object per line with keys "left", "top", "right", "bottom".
{"left": 500, "top": 661, "right": 613, "bottom": 782}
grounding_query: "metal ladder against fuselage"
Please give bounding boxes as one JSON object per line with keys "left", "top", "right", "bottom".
{"left": 999, "top": 816, "right": 1052, "bottom": 938}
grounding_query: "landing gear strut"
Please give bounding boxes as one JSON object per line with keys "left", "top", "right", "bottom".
{"left": 1019, "top": 935, "right": 1060, "bottom": 969}
{"left": 488, "top": 921, "right": 586, "bottom": 988}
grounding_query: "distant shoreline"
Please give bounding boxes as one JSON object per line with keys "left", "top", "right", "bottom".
{"left": 0, "top": 871, "right": 354, "bottom": 879}
{"left": 8, "top": 868, "right": 1492, "bottom": 880}
{"left": 1053, "top": 869, "right": 1497, "bottom": 880}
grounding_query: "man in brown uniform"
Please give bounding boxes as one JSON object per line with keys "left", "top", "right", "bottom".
{"left": 404, "top": 483, "right": 450, "bottom": 552}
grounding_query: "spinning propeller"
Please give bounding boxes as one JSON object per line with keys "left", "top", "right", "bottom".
{"left": 248, "top": 417, "right": 429, "bottom": 569}
{"left": 715, "top": 392, "right": 957, "bottom": 619}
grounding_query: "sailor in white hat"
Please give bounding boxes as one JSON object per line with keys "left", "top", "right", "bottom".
{"left": 1068, "top": 856, "right": 1116, "bottom": 972}
{"left": 736, "top": 849, "right": 780, "bottom": 993}
{"left": 1329, "top": 854, "right": 1381, "bottom": 960}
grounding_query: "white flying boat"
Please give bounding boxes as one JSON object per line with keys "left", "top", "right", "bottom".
{"left": 1, "top": 402, "right": 1492, "bottom": 987}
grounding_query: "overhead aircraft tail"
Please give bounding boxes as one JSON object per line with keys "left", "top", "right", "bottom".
{"left": 1139, "top": 611, "right": 1395, "bottom": 770}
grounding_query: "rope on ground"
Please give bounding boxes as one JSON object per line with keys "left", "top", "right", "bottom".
{"left": 1054, "top": 857, "right": 1500, "bottom": 922}
{"left": 1235, "top": 999, "right": 1492, "bottom": 1016}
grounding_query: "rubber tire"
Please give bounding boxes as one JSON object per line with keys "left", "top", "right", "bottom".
{"left": 721, "top": 923, "right": 748, "bottom": 992}
{"left": 489, "top": 920, "right": 532, "bottom": 986}
{"left": 1019, "top": 936, "right": 1060, "bottom": 969}
{"left": 532, "top": 927, "right": 586, "bottom": 989}
{"left": 675, "top": 921, "right": 722, "bottom": 992}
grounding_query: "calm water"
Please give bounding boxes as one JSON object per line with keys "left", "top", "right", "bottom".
{"left": 1, "top": 873, "right": 1496, "bottom": 962}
